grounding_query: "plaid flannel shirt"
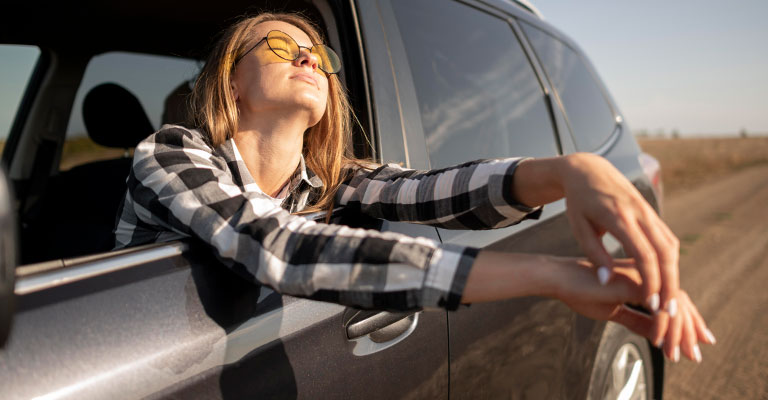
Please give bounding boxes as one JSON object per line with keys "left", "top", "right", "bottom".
{"left": 114, "top": 125, "right": 541, "bottom": 311}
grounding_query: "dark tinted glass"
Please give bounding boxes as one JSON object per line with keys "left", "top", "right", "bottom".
{"left": 521, "top": 23, "right": 617, "bottom": 151}
{"left": 390, "top": 0, "right": 558, "bottom": 168}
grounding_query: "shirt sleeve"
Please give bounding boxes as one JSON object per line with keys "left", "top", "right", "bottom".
{"left": 336, "top": 160, "right": 542, "bottom": 229}
{"left": 125, "top": 127, "right": 475, "bottom": 311}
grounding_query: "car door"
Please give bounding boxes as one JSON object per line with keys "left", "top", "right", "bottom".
{"left": 379, "top": 0, "right": 626, "bottom": 398}
{"left": 0, "top": 1, "right": 452, "bottom": 398}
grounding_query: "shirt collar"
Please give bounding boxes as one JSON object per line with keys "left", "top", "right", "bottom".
{"left": 298, "top": 154, "right": 323, "bottom": 189}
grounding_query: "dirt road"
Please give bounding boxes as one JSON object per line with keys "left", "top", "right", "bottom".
{"left": 660, "top": 164, "right": 768, "bottom": 399}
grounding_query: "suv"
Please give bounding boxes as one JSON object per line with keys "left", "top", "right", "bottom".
{"left": 0, "top": 1, "right": 664, "bottom": 398}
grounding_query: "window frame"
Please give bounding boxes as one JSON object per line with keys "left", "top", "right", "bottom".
{"left": 518, "top": 19, "right": 624, "bottom": 154}
{"left": 380, "top": 0, "right": 566, "bottom": 168}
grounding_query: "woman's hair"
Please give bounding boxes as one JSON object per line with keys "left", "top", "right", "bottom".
{"left": 190, "top": 12, "right": 356, "bottom": 213}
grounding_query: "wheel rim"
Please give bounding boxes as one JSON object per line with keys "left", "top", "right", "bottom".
{"left": 604, "top": 343, "right": 648, "bottom": 400}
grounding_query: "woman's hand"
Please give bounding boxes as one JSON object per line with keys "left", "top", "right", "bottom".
{"left": 658, "top": 290, "right": 717, "bottom": 362}
{"left": 549, "top": 258, "right": 716, "bottom": 362}
{"left": 463, "top": 252, "right": 715, "bottom": 361}
{"left": 513, "top": 153, "right": 681, "bottom": 318}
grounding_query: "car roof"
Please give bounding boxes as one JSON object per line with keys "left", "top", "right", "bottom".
{"left": 508, "top": 0, "right": 544, "bottom": 19}
{"left": 0, "top": 0, "right": 325, "bottom": 58}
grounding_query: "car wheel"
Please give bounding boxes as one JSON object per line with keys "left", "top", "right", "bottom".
{"left": 587, "top": 322, "right": 655, "bottom": 400}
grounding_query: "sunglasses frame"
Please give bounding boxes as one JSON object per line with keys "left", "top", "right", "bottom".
{"left": 235, "top": 30, "right": 341, "bottom": 74}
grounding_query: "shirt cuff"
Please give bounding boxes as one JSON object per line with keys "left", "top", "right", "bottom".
{"left": 488, "top": 158, "right": 543, "bottom": 226}
{"left": 422, "top": 243, "right": 479, "bottom": 311}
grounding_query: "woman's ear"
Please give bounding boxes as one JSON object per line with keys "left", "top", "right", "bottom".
{"left": 230, "top": 79, "right": 239, "bottom": 101}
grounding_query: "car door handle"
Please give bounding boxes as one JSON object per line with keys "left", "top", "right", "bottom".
{"left": 345, "top": 311, "right": 417, "bottom": 342}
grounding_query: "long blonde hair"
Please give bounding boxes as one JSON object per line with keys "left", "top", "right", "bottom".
{"left": 190, "top": 13, "right": 357, "bottom": 213}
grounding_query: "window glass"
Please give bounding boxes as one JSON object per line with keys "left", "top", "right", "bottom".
{"left": 390, "top": 0, "right": 558, "bottom": 168}
{"left": 521, "top": 23, "right": 616, "bottom": 151}
{"left": 62, "top": 52, "right": 200, "bottom": 170}
{"left": 0, "top": 45, "right": 40, "bottom": 153}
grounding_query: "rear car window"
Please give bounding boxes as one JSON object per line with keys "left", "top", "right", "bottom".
{"left": 0, "top": 45, "right": 40, "bottom": 153}
{"left": 62, "top": 52, "right": 199, "bottom": 170}
{"left": 390, "top": 0, "right": 558, "bottom": 168}
{"left": 521, "top": 22, "right": 617, "bottom": 152}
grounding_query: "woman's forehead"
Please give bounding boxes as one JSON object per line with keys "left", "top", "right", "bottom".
{"left": 252, "top": 21, "right": 313, "bottom": 47}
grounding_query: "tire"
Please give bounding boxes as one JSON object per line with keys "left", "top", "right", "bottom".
{"left": 587, "top": 322, "right": 656, "bottom": 400}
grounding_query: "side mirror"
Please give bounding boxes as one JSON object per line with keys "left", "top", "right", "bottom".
{"left": 0, "top": 166, "right": 17, "bottom": 348}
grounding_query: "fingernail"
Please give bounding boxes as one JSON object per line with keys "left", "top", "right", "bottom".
{"left": 655, "top": 338, "right": 664, "bottom": 348}
{"left": 597, "top": 266, "right": 611, "bottom": 285}
{"left": 648, "top": 293, "right": 660, "bottom": 313}
{"left": 705, "top": 329, "right": 717, "bottom": 344}
{"left": 693, "top": 345, "right": 702, "bottom": 363}
{"left": 673, "top": 346, "right": 680, "bottom": 363}
{"left": 667, "top": 298, "right": 678, "bottom": 318}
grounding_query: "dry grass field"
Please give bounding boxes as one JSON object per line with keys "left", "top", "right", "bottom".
{"left": 637, "top": 136, "right": 768, "bottom": 196}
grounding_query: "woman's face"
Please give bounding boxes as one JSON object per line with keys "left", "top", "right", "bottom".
{"left": 231, "top": 21, "right": 329, "bottom": 128}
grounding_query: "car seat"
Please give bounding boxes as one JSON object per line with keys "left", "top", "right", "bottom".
{"left": 21, "top": 83, "right": 154, "bottom": 263}
{"left": 161, "top": 79, "right": 194, "bottom": 126}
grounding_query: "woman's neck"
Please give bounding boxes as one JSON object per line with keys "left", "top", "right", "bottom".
{"left": 233, "top": 116, "right": 306, "bottom": 198}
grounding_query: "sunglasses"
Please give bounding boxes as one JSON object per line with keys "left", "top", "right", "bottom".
{"left": 236, "top": 30, "right": 342, "bottom": 74}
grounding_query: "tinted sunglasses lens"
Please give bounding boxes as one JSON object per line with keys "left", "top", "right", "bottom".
{"left": 267, "top": 31, "right": 299, "bottom": 61}
{"left": 312, "top": 45, "right": 341, "bottom": 74}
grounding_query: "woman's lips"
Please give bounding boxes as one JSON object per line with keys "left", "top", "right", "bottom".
{"left": 291, "top": 73, "right": 318, "bottom": 89}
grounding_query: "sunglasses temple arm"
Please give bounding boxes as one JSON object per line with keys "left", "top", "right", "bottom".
{"left": 234, "top": 37, "right": 267, "bottom": 65}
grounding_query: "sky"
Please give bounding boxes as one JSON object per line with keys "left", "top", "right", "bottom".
{"left": 2, "top": 1, "right": 767, "bottom": 138}
{"left": 532, "top": 0, "right": 768, "bottom": 136}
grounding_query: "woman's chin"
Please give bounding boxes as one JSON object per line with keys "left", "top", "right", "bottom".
{"left": 292, "top": 97, "right": 327, "bottom": 125}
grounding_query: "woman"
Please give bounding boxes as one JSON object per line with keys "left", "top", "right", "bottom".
{"left": 115, "top": 13, "right": 714, "bottom": 363}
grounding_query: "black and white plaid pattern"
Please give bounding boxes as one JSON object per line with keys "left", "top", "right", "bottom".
{"left": 114, "top": 125, "right": 540, "bottom": 311}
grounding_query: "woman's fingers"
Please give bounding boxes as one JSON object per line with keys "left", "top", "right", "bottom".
{"left": 680, "top": 305, "right": 702, "bottom": 362}
{"left": 680, "top": 291, "right": 717, "bottom": 345}
{"left": 567, "top": 210, "right": 614, "bottom": 277}
{"left": 664, "top": 304, "right": 683, "bottom": 362}
{"left": 657, "top": 291, "right": 714, "bottom": 362}
{"left": 603, "top": 214, "right": 662, "bottom": 311}
{"left": 637, "top": 211, "right": 681, "bottom": 316}
{"left": 651, "top": 310, "right": 669, "bottom": 350}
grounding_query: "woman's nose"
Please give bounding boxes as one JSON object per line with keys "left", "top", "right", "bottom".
{"left": 294, "top": 48, "right": 319, "bottom": 71}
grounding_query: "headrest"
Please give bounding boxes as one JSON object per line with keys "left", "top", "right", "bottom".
{"left": 82, "top": 83, "right": 155, "bottom": 148}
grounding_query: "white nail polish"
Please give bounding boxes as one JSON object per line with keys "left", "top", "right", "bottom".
{"left": 656, "top": 338, "right": 664, "bottom": 348}
{"left": 648, "top": 293, "right": 660, "bottom": 312}
{"left": 673, "top": 346, "right": 680, "bottom": 362}
{"left": 667, "top": 298, "right": 678, "bottom": 318}
{"left": 693, "top": 345, "right": 702, "bottom": 363}
{"left": 705, "top": 329, "right": 717, "bottom": 344}
{"left": 597, "top": 266, "right": 611, "bottom": 285}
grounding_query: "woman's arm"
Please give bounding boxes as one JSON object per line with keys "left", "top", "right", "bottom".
{"left": 339, "top": 154, "right": 679, "bottom": 321}
{"left": 336, "top": 158, "right": 542, "bottom": 230}
{"left": 120, "top": 126, "right": 476, "bottom": 311}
